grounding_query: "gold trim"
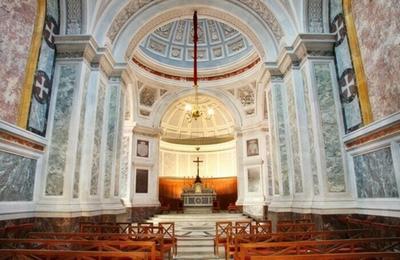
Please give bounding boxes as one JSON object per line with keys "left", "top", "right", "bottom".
{"left": 17, "top": 0, "right": 46, "bottom": 128}
{"left": 343, "top": 0, "right": 373, "bottom": 124}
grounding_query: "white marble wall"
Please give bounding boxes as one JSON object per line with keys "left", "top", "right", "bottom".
{"left": 129, "top": 132, "right": 160, "bottom": 207}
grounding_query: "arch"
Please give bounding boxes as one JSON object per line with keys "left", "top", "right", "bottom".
{"left": 92, "top": 0, "right": 299, "bottom": 63}
{"left": 152, "top": 88, "right": 244, "bottom": 130}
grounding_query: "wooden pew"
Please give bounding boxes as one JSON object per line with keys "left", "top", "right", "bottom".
{"left": 159, "top": 222, "right": 177, "bottom": 256}
{"left": 0, "top": 238, "right": 156, "bottom": 260}
{"left": 237, "top": 237, "right": 400, "bottom": 260}
{"left": 0, "top": 249, "right": 150, "bottom": 259}
{"left": 214, "top": 221, "right": 232, "bottom": 259}
{"left": 231, "top": 228, "right": 373, "bottom": 255}
{"left": 29, "top": 231, "right": 172, "bottom": 259}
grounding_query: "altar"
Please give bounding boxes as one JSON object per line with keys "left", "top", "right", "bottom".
{"left": 181, "top": 157, "right": 216, "bottom": 210}
{"left": 182, "top": 184, "right": 216, "bottom": 207}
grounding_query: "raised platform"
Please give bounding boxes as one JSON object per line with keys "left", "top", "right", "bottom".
{"left": 183, "top": 207, "right": 212, "bottom": 214}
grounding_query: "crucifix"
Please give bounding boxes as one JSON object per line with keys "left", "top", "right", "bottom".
{"left": 193, "top": 157, "right": 203, "bottom": 183}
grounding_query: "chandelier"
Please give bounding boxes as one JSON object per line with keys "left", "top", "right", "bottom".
{"left": 184, "top": 11, "right": 214, "bottom": 122}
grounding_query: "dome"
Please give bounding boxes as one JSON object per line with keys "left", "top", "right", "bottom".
{"left": 160, "top": 95, "right": 235, "bottom": 145}
{"left": 134, "top": 18, "right": 258, "bottom": 78}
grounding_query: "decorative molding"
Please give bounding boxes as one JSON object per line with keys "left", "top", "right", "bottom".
{"left": 132, "top": 56, "right": 260, "bottom": 81}
{"left": 17, "top": 0, "right": 46, "bottom": 129}
{"left": 233, "top": 0, "right": 284, "bottom": 41}
{"left": 107, "top": 0, "right": 283, "bottom": 48}
{"left": 133, "top": 125, "right": 161, "bottom": 137}
{"left": 0, "top": 120, "right": 47, "bottom": 149}
{"left": 344, "top": 112, "right": 400, "bottom": 149}
{"left": 342, "top": 0, "right": 373, "bottom": 124}
{"left": 107, "top": 0, "right": 156, "bottom": 42}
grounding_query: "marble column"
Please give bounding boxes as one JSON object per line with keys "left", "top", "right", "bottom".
{"left": 266, "top": 86, "right": 280, "bottom": 196}
{"left": 103, "top": 79, "right": 123, "bottom": 200}
{"left": 235, "top": 131, "right": 244, "bottom": 205}
{"left": 44, "top": 62, "right": 85, "bottom": 197}
{"left": 76, "top": 67, "right": 103, "bottom": 204}
{"left": 289, "top": 66, "right": 315, "bottom": 199}
{"left": 271, "top": 79, "right": 291, "bottom": 197}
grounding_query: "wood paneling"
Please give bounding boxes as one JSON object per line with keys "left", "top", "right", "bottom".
{"left": 159, "top": 177, "right": 237, "bottom": 210}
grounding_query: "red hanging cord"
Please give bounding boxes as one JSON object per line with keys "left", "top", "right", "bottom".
{"left": 193, "top": 11, "right": 198, "bottom": 86}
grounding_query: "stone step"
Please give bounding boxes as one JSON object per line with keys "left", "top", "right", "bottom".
{"left": 151, "top": 212, "right": 248, "bottom": 260}
{"left": 174, "top": 253, "right": 224, "bottom": 260}
{"left": 178, "top": 245, "right": 214, "bottom": 253}
{"left": 177, "top": 239, "right": 214, "bottom": 246}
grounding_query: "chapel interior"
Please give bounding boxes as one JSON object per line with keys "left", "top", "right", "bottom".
{"left": 0, "top": 0, "right": 400, "bottom": 259}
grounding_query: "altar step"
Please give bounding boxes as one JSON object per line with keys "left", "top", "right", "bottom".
{"left": 147, "top": 213, "right": 252, "bottom": 259}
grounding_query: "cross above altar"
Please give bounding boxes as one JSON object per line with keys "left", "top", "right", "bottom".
{"left": 193, "top": 157, "right": 203, "bottom": 183}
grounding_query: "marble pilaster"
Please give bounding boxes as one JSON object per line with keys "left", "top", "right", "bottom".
{"left": 267, "top": 88, "right": 279, "bottom": 195}
{"left": 103, "top": 83, "right": 121, "bottom": 199}
{"left": 313, "top": 63, "right": 345, "bottom": 193}
{"left": 114, "top": 88, "right": 125, "bottom": 197}
{"left": 73, "top": 66, "right": 90, "bottom": 198}
{"left": 120, "top": 135, "right": 130, "bottom": 198}
{"left": 45, "top": 64, "right": 78, "bottom": 196}
{"left": 300, "top": 67, "right": 320, "bottom": 195}
{"left": 235, "top": 132, "right": 245, "bottom": 204}
{"left": 286, "top": 75, "right": 302, "bottom": 193}
{"left": 272, "top": 83, "right": 290, "bottom": 196}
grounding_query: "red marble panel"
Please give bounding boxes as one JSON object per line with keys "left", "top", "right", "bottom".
{"left": 352, "top": 0, "right": 400, "bottom": 121}
{"left": 0, "top": 0, "right": 37, "bottom": 124}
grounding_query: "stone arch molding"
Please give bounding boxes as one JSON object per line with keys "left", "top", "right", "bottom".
{"left": 92, "top": 0, "right": 298, "bottom": 63}
{"left": 152, "top": 88, "right": 244, "bottom": 130}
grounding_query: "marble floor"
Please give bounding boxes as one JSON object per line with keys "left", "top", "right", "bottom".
{"left": 148, "top": 212, "right": 251, "bottom": 260}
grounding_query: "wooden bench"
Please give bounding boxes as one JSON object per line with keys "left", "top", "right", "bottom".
{"left": 237, "top": 237, "right": 400, "bottom": 260}
{"left": 214, "top": 221, "right": 232, "bottom": 259}
{"left": 0, "top": 249, "right": 150, "bottom": 259}
{"left": 29, "top": 231, "right": 172, "bottom": 259}
{"left": 0, "top": 238, "right": 156, "bottom": 259}
{"left": 159, "top": 222, "right": 177, "bottom": 256}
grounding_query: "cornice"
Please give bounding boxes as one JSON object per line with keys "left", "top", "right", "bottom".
{"left": 55, "top": 35, "right": 126, "bottom": 78}
{"left": 133, "top": 124, "right": 162, "bottom": 137}
{"left": 265, "top": 33, "right": 336, "bottom": 81}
